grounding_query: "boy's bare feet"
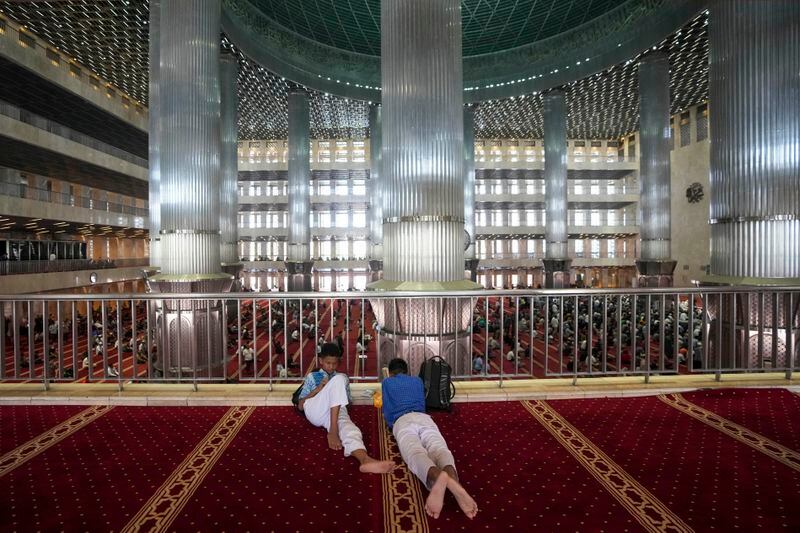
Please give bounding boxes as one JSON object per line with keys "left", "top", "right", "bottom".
{"left": 327, "top": 432, "right": 343, "bottom": 450}
{"left": 425, "top": 471, "right": 449, "bottom": 519}
{"left": 358, "top": 457, "right": 397, "bottom": 474}
{"left": 446, "top": 477, "right": 478, "bottom": 519}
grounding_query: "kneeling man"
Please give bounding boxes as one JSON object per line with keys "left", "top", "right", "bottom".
{"left": 381, "top": 358, "right": 478, "bottom": 519}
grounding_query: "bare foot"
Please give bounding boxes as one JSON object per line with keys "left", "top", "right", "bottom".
{"left": 446, "top": 477, "right": 478, "bottom": 519}
{"left": 327, "top": 432, "right": 342, "bottom": 450}
{"left": 425, "top": 471, "right": 449, "bottom": 519}
{"left": 358, "top": 458, "right": 397, "bottom": 474}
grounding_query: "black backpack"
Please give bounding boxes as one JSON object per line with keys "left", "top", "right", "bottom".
{"left": 418, "top": 356, "right": 456, "bottom": 411}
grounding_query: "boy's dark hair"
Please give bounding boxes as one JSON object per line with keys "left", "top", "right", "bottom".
{"left": 388, "top": 358, "right": 408, "bottom": 375}
{"left": 319, "top": 342, "right": 342, "bottom": 358}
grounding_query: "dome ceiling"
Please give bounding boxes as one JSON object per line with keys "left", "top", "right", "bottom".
{"left": 247, "top": 0, "right": 620, "bottom": 57}
{"left": 0, "top": 0, "right": 709, "bottom": 141}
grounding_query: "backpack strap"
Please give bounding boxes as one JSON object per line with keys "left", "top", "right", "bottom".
{"left": 423, "top": 358, "right": 433, "bottom": 397}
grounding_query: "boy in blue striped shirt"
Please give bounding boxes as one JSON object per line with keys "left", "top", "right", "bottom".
{"left": 298, "top": 343, "right": 395, "bottom": 474}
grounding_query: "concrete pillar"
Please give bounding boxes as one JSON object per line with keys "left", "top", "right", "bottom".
{"left": 286, "top": 90, "right": 313, "bottom": 291}
{"left": 219, "top": 52, "right": 242, "bottom": 282}
{"left": 148, "top": 0, "right": 232, "bottom": 378}
{"left": 636, "top": 52, "right": 676, "bottom": 287}
{"left": 541, "top": 90, "right": 571, "bottom": 287}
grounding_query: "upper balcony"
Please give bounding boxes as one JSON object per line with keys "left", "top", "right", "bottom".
{"left": 0, "top": 178, "right": 147, "bottom": 233}
{"left": 0, "top": 15, "right": 147, "bottom": 157}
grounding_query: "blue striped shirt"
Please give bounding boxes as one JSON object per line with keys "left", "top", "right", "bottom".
{"left": 298, "top": 369, "right": 351, "bottom": 402}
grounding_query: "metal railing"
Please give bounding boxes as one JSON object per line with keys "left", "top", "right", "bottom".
{"left": 0, "top": 99, "right": 147, "bottom": 168}
{"left": 0, "top": 258, "right": 147, "bottom": 275}
{"left": 0, "top": 181, "right": 148, "bottom": 218}
{"left": 0, "top": 287, "right": 796, "bottom": 389}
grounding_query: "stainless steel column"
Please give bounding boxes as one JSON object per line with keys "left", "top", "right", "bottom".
{"left": 148, "top": 0, "right": 231, "bottom": 379}
{"left": 147, "top": 0, "right": 161, "bottom": 269}
{"left": 286, "top": 90, "right": 313, "bottom": 291}
{"left": 636, "top": 52, "right": 676, "bottom": 287}
{"left": 368, "top": 104, "right": 383, "bottom": 280}
{"left": 219, "top": 52, "right": 241, "bottom": 280}
{"left": 379, "top": 0, "right": 472, "bottom": 286}
{"left": 464, "top": 105, "right": 479, "bottom": 280}
{"left": 369, "top": 0, "right": 478, "bottom": 375}
{"left": 542, "top": 90, "right": 571, "bottom": 288}
{"left": 704, "top": 1, "right": 800, "bottom": 376}
{"left": 709, "top": 0, "right": 800, "bottom": 280}
{"left": 157, "top": 0, "right": 224, "bottom": 277}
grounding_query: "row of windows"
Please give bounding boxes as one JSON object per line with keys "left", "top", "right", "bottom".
{"left": 238, "top": 209, "right": 632, "bottom": 230}
{"left": 476, "top": 209, "right": 633, "bottom": 227}
{"left": 238, "top": 140, "right": 367, "bottom": 164}
{"left": 238, "top": 180, "right": 367, "bottom": 197}
{"left": 237, "top": 179, "right": 632, "bottom": 198}
{"left": 238, "top": 211, "right": 369, "bottom": 229}
{"left": 475, "top": 239, "right": 630, "bottom": 259}
{"left": 238, "top": 238, "right": 631, "bottom": 262}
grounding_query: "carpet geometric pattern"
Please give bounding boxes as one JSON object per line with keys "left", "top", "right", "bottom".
{"left": 1, "top": 388, "right": 800, "bottom": 531}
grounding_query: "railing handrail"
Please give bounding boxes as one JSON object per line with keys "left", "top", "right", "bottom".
{"left": 2, "top": 285, "right": 800, "bottom": 302}
{"left": 0, "top": 180, "right": 149, "bottom": 218}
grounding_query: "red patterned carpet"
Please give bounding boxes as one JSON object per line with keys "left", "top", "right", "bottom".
{"left": 1, "top": 389, "right": 799, "bottom": 532}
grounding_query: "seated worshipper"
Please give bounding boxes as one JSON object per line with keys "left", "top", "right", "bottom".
{"left": 297, "top": 343, "right": 396, "bottom": 474}
{"left": 381, "top": 358, "right": 478, "bottom": 520}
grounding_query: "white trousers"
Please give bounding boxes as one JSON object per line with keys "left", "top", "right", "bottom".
{"left": 303, "top": 373, "right": 365, "bottom": 457}
{"left": 393, "top": 412, "right": 456, "bottom": 488}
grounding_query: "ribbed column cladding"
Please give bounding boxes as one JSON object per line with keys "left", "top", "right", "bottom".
{"left": 219, "top": 52, "right": 239, "bottom": 265}
{"left": 638, "top": 53, "right": 672, "bottom": 261}
{"left": 159, "top": 0, "right": 222, "bottom": 276}
{"left": 544, "top": 90, "right": 568, "bottom": 260}
{"left": 381, "top": 0, "right": 465, "bottom": 283}
{"left": 147, "top": 0, "right": 161, "bottom": 268}
{"left": 709, "top": 0, "right": 800, "bottom": 279}
{"left": 287, "top": 91, "right": 311, "bottom": 262}
{"left": 368, "top": 104, "right": 383, "bottom": 260}
{"left": 464, "top": 106, "right": 476, "bottom": 260}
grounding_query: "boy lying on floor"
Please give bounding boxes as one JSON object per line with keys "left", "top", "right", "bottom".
{"left": 381, "top": 358, "right": 479, "bottom": 520}
{"left": 297, "top": 342, "right": 396, "bottom": 474}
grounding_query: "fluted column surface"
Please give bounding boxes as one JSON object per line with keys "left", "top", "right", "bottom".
{"left": 368, "top": 105, "right": 383, "bottom": 260}
{"left": 463, "top": 106, "right": 476, "bottom": 260}
{"left": 219, "top": 52, "right": 239, "bottom": 265}
{"left": 382, "top": 0, "right": 464, "bottom": 282}
{"left": 639, "top": 53, "right": 672, "bottom": 260}
{"left": 159, "top": 0, "right": 222, "bottom": 276}
{"left": 148, "top": 0, "right": 161, "bottom": 268}
{"left": 709, "top": 0, "right": 800, "bottom": 278}
{"left": 544, "top": 90, "right": 568, "bottom": 259}
{"left": 287, "top": 91, "right": 311, "bottom": 262}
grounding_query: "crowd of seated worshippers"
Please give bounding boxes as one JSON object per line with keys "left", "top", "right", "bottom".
{"left": 471, "top": 295, "right": 705, "bottom": 374}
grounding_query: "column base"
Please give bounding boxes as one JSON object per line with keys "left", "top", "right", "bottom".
{"left": 541, "top": 258, "right": 572, "bottom": 289}
{"left": 696, "top": 276, "right": 800, "bottom": 372}
{"left": 377, "top": 332, "right": 471, "bottom": 377}
{"left": 635, "top": 259, "right": 677, "bottom": 288}
{"left": 465, "top": 258, "right": 480, "bottom": 282}
{"left": 285, "top": 261, "right": 314, "bottom": 292}
{"left": 146, "top": 274, "right": 234, "bottom": 379}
